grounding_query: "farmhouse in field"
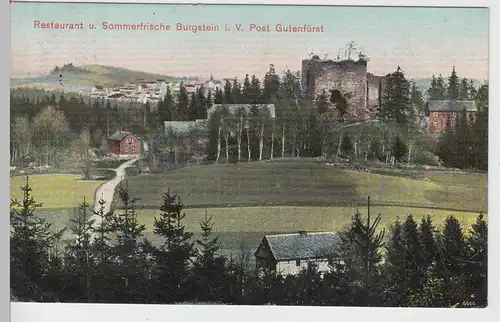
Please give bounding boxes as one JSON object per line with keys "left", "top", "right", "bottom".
{"left": 425, "top": 100, "right": 477, "bottom": 134}
{"left": 254, "top": 232, "right": 342, "bottom": 276}
{"left": 107, "top": 130, "right": 141, "bottom": 155}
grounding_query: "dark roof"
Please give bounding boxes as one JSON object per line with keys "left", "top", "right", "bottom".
{"left": 427, "top": 100, "right": 477, "bottom": 112}
{"left": 208, "top": 104, "right": 276, "bottom": 119}
{"left": 259, "top": 232, "right": 341, "bottom": 261}
{"left": 109, "top": 131, "right": 133, "bottom": 141}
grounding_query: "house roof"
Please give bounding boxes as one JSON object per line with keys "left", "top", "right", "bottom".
{"left": 208, "top": 104, "right": 276, "bottom": 119}
{"left": 258, "top": 232, "right": 341, "bottom": 261}
{"left": 109, "top": 131, "right": 133, "bottom": 141}
{"left": 427, "top": 100, "right": 477, "bottom": 112}
{"left": 164, "top": 121, "right": 206, "bottom": 133}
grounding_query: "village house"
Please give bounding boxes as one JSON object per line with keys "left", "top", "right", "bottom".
{"left": 254, "top": 232, "right": 342, "bottom": 276}
{"left": 107, "top": 130, "right": 141, "bottom": 156}
{"left": 425, "top": 100, "right": 477, "bottom": 134}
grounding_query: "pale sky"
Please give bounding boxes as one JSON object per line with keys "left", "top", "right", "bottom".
{"left": 10, "top": 3, "right": 489, "bottom": 81}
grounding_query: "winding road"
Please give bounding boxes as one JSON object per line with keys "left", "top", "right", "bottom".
{"left": 91, "top": 157, "right": 139, "bottom": 231}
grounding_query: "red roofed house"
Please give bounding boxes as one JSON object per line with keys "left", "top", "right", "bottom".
{"left": 107, "top": 131, "right": 141, "bottom": 155}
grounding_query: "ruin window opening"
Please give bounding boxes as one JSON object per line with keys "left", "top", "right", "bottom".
{"left": 306, "top": 70, "right": 312, "bottom": 94}
{"left": 330, "top": 89, "right": 348, "bottom": 121}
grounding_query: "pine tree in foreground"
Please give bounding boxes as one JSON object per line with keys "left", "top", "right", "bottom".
{"left": 337, "top": 196, "right": 385, "bottom": 306}
{"left": 65, "top": 198, "right": 95, "bottom": 302}
{"left": 192, "top": 211, "right": 227, "bottom": 302}
{"left": 419, "top": 215, "right": 438, "bottom": 270}
{"left": 10, "top": 177, "right": 65, "bottom": 301}
{"left": 111, "top": 182, "right": 150, "bottom": 303}
{"left": 464, "top": 213, "right": 488, "bottom": 307}
{"left": 152, "top": 189, "right": 195, "bottom": 303}
{"left": 436, "top": 215, "right": 467, "bottom": 306}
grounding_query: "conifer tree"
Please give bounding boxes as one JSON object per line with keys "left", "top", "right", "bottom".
{"left": 90, "top": 197, "right": 116, "bottom": 302}
{"left": 231, "top": 78, "right": 242, "bottom": 104}
{"left": 223, "top": 80, "right": 233, "bottom": 104}
{"left": 249, "top": 75, "right": 262, "bottom": 105}
{"left": 468, "top": 79, "right": 477, "bottom": 100}
{"left": 10, "top": 177, "right": 64, "bottom": 300}
{"left": 436, "top": 115, "right": 456, "bottom": 167}
{"left": 401, "top": 215, "right": 425, "bottom": 299}
{"left": 159, "top": 87, "right": 174, "bottom": 122}
{"left": 435, "top": 74, "right": 447, "bottom": 99}
{"left": 436, "top": 215, "right": 467, "bottom": 306}
{"left": 427, "top": 75, "right": 438, "bottom": 100}
{"left": 337, "top": 197, "right": 385, "bottom": 305}
{"left": 447, "top": 66, "right": 460, "bottom": 100}
{"left": 379, "top": 67, "right": 412, "bottom": 124}
{"left": 242, "top": 74, "right": 251, "bottom": 104}
{"left": 188, "top": 92, "right": 198, "bottom": 121}
{"left": 262, "top": 64, "right": 281, "bottom": 104}
{"left": 152, "top": 190, "right": 195, "bottom": 303}
{"left": 176, "top": 82, "right": 189, "bottom": 121}
{"left": 410, "top": 81, "right": 425, "bottom": 116}
{"left": 214, "top": 88, "right": 224, "bottom": 104}
{"left": 392, "top": 136, "right": 408, "bottom": 162}
{"left": 204, "top": 90, "right": 212, "bottom": 119}
{"left": 459, "top": 78, "right": 470, "bottom": 100}
{"left": 419, "top": 215, "right": 438, "bottom": 270}
{"left": 464, "top": 213, "right": 487, "bottom": 306}
{"left": 383, "top": 219, "right": 406, "bottom": 305}
{"left": 192, "top": 211, "right": 227, "bottom": 302}
{"left": 66, "top": 198, "right": 95, "bottom": 302}
{"left": 111, "top": 182, "right": 150, "bottom": 302}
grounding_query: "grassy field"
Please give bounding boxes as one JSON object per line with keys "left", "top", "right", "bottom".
{"left": 117, "top": 160, "right": 487, "bottom": 212}
{"left": 10, "top": 174, "right": 105, "bottom": 209}
{"left": 12, "top": 160, "right": 486, "bottom": 258}
{"left": 137, "top": 205, "right": 486, "bottom": 257}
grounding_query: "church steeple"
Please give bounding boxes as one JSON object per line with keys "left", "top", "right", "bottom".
{"left": 210, "top": 73, "right": 214, "bottom": 82}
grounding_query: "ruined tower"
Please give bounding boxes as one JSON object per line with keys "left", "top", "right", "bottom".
{"left": 302, "top": 55, "right": 383, "bottom": 119}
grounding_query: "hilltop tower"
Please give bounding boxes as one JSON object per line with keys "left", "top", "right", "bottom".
{"left": 301, "top": 55, "right": 384, "bottom": 119}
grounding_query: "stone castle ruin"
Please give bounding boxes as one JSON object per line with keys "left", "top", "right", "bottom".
{"left": 302, "top": 55, "right": 386, "bottom": 120}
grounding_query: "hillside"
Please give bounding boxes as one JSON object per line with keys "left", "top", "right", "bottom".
{"left": 10, "top": 64, "right": 200, "bottom": 89}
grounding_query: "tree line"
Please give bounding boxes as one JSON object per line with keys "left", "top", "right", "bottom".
{"left": 433, "top": 68, "right": 489, "bottom": 171}
{"left": 11, "top": 178, "right": 487, "bottom": 306}
{"left": 10, "top": 90, "right": 157, "bottom": 170}
{"left": 11, "top": 63, "right": 488, "bottom": 172}
{"left": 154, "top": 64, "right": 431, "bottom": 168}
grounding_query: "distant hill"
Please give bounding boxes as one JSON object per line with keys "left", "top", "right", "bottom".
{"left": 10, "top": 64, "right": 200, "bottom": 89}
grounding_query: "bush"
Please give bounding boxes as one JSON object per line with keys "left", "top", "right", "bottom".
{"left": 413, "top": 151, "right": 441, "bottom": 167}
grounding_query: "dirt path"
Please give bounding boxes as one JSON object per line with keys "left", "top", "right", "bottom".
{"left": 91, "top": 157, "right": 139, "bottom": 231}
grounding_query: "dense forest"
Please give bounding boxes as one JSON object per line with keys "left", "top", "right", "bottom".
{"left": 11, "top": 179, "right": 487, "bottom": 306}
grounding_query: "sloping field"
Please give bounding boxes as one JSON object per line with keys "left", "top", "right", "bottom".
{"left": 10, "top": 174, "right": 104, "bottom": 209}
{"left": 137, "top": 206, "right": 486, "bottom": 256}
{"left": 118, "top": 160, "right": 487, "bottom": 212}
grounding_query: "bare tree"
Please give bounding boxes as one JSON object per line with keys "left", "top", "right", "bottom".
{"left": 270, "top": 118, "right": 276, "bottom": 160}
{"left": 216, "top": 115, "right": 223, "bottom": 164}
{"left": 234, "top": 107, "right": 246, "bottom": 163}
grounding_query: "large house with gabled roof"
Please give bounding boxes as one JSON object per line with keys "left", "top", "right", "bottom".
{"left": 425, "top": 100, "right": 477, "bottom": 134}
{"left": 107, "top": 130, "right": 141, "bottom": 155}
{"left": 254, "top": 232, "right": 342, "bottom": 276}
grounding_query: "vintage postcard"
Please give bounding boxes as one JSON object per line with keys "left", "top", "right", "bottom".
{"left": 9, "top": 1, "right": 488, "bottom": 308}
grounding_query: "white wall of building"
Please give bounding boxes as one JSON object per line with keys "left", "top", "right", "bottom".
{"left": 275, "top": 258, "right": 331, "bottom": 276}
